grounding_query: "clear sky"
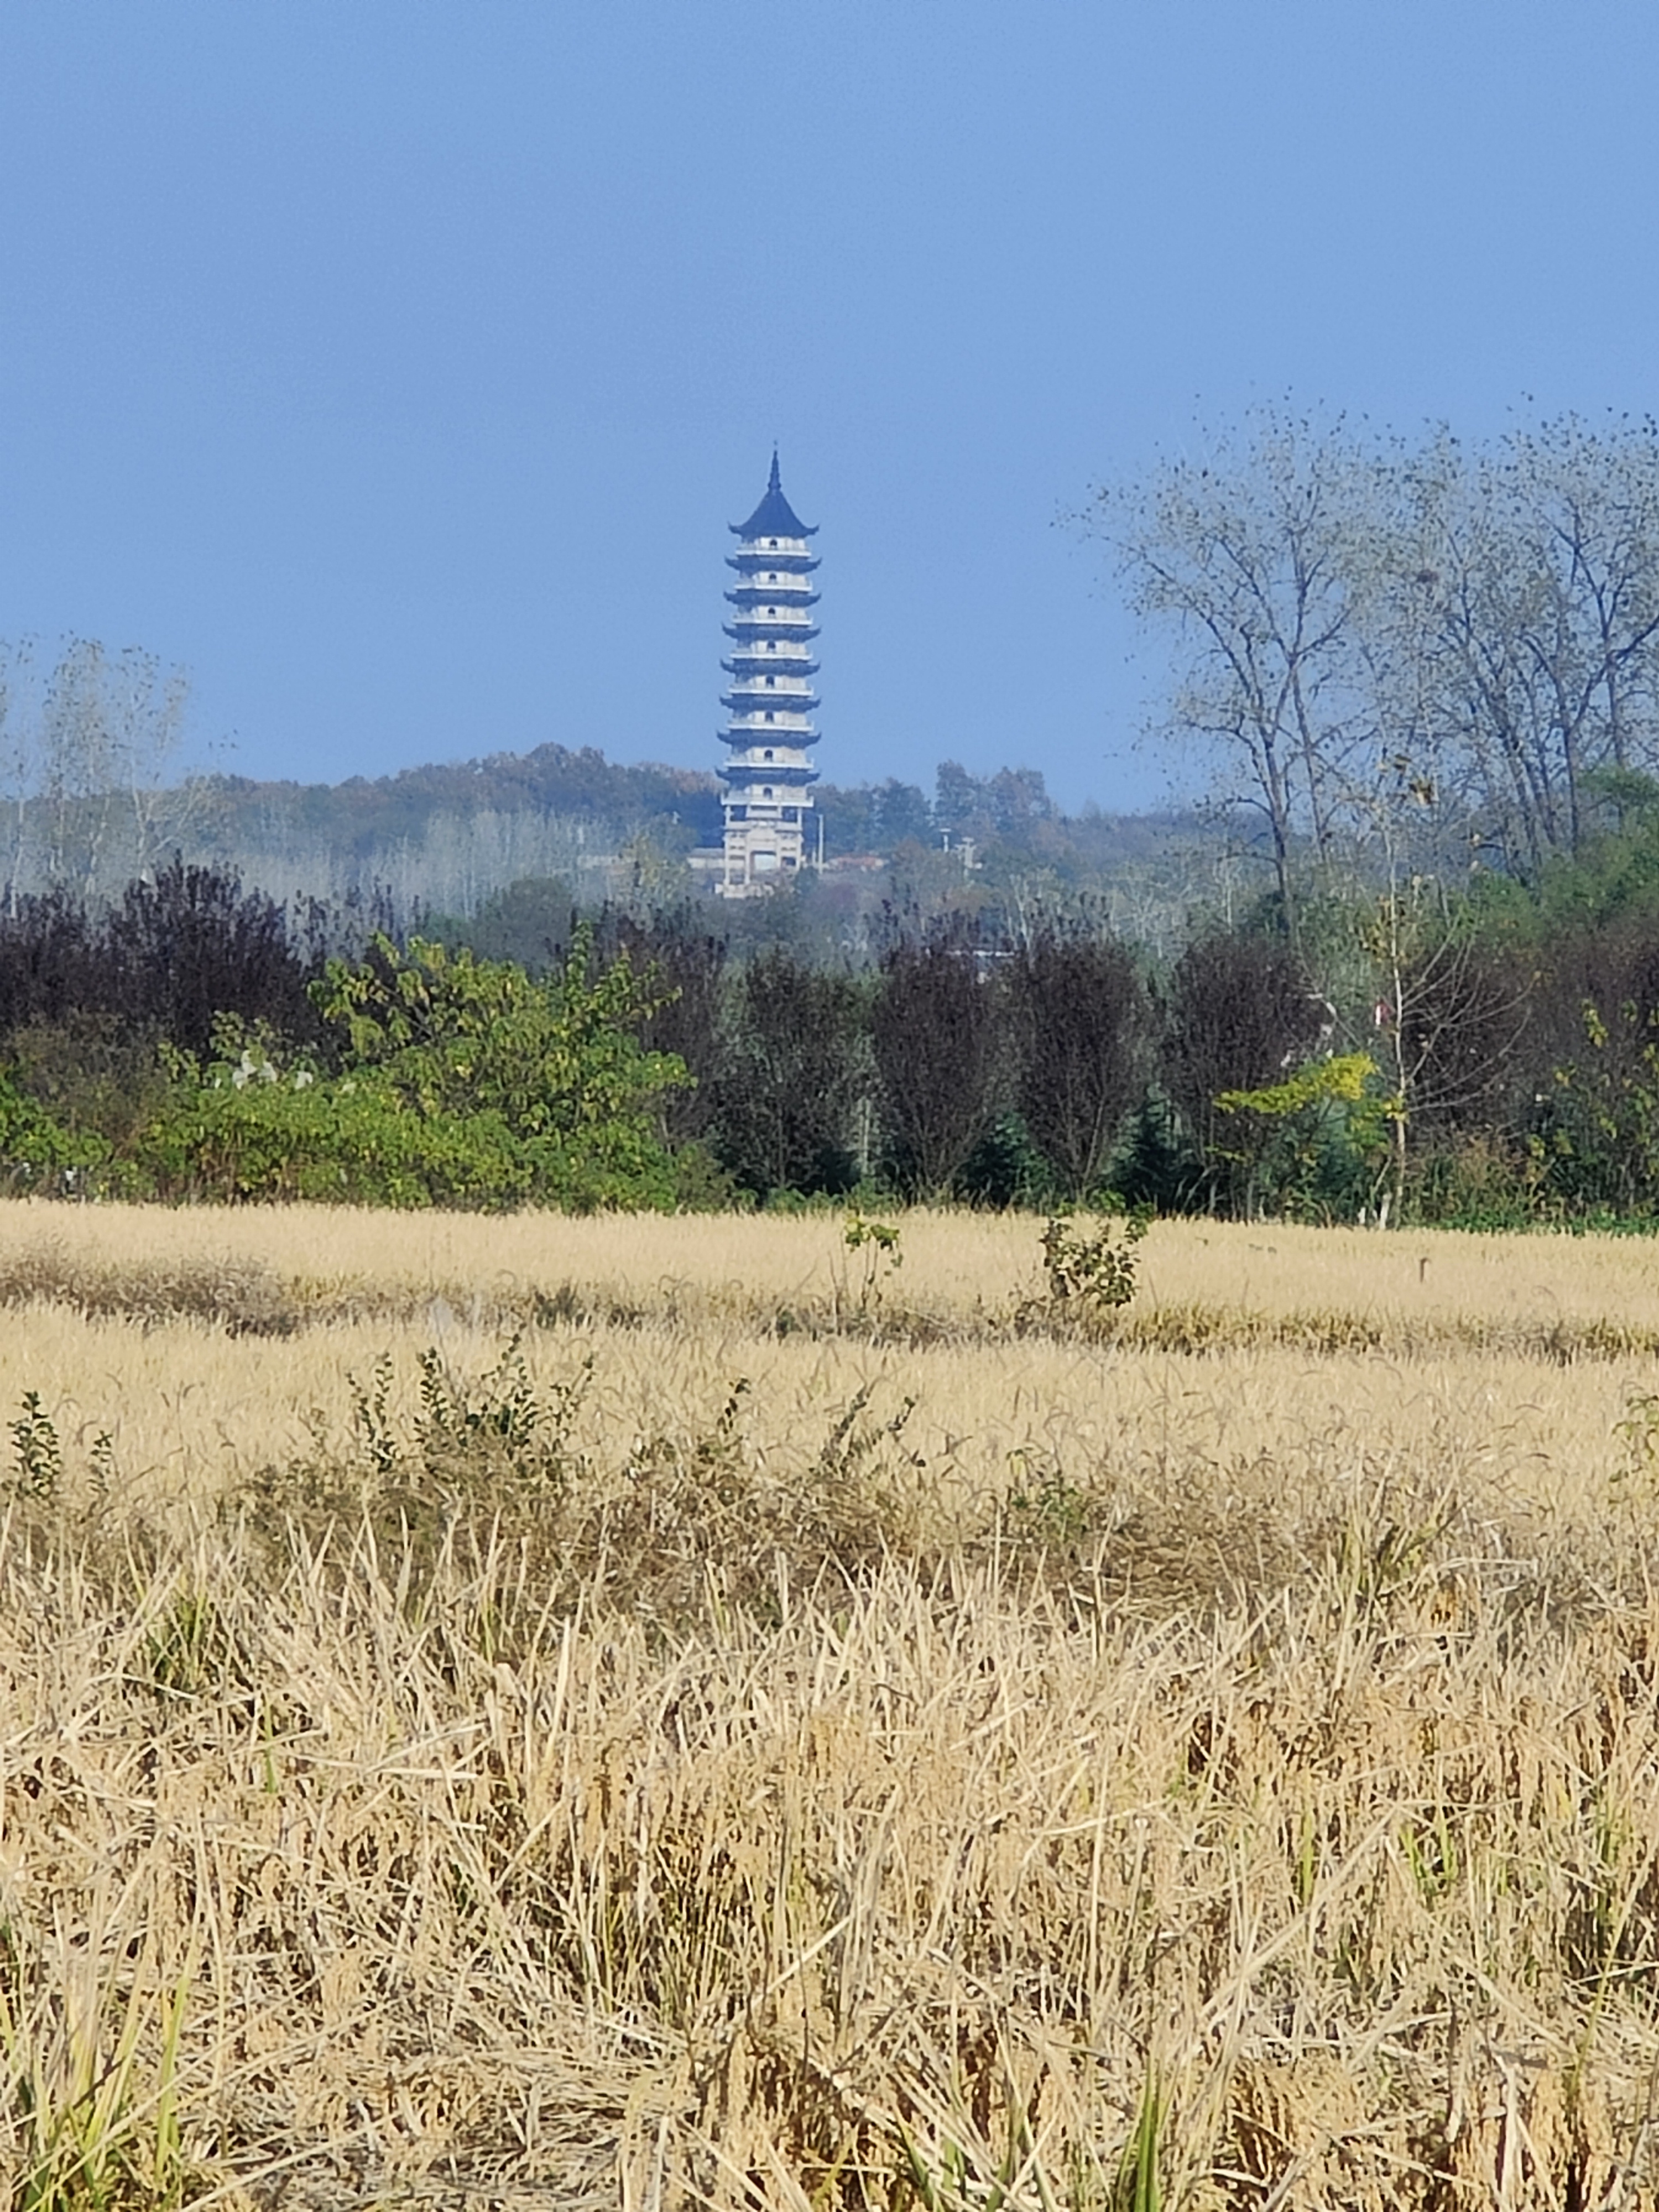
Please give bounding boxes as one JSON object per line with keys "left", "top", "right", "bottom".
{"left": 2, "top": 2, "right": 1658, "bottom": 814}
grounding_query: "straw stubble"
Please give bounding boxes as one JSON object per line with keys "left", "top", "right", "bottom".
{"left": 1, "top": 1200, "right": 1657, "bottom": 2206}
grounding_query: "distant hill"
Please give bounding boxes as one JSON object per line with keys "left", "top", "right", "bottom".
{"left": 6, "top": 736, "right": 1252, "bottom": 940}
{"left": 195, "top": 743, "right": 728, "bottom": 858}
{"left": 194, "top": 743, "right": 1214, "bottom": 864}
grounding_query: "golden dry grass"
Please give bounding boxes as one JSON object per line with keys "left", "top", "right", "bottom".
{"left": 8, "top": 1193, "right": 1659, "bottom": 1327}
{"left": 4, "top": 1199, "right": 1659, "bottom": 2206}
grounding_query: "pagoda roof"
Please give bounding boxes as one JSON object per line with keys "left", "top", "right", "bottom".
{"left": 731, "top": 451, "right": 817, "bottom": 540}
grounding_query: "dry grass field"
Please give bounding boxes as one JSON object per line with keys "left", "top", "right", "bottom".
{"left": 4, "top": 1198, "right": 1659, "bottom": 2208}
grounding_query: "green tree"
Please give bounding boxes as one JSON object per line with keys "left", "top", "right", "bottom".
{"left": 122, "top": 930, "right": 694, "bottom": 1210}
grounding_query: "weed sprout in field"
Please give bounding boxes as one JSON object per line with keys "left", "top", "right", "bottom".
{"left": 9, "top": 1393, "right": 61, "bottom": 1500}
{"left": 1017, "top": 1205, "right": 1150, "bottom": 1333}
{"left": 841, "top": 1211, "right": 903, "bottom": 1316}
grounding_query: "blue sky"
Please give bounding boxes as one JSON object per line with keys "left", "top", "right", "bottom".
{"left": 2, "top": 2, "right": 1657, "bottom": 813}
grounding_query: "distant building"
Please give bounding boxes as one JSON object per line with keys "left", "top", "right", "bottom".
{"left": 714, "top": 453, "right": 821, "bottom": 896}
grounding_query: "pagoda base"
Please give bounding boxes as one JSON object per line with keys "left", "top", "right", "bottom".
{"left": 714, "top": 813, "right": 816, "bottom": 896}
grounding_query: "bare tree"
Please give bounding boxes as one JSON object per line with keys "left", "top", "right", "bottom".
{"left": 0, "top": 639, "right": 38, "bottom": 909}
{"left": 1410, "top": 420, "right": 1659, "bottom": 876}
{"left": 29, "top": 637, "right": 191, "bottom": 894}
{"left": 1343, "top": 418, "right": 1659, "bottom": 883}
{"left": 1092, "top": 412, "right": 1659, "bottom": 911}
{"left": 1359, "top": 877, "right": 1532, "bottom": 1222}
{"left": 1090, "top": 411, "right": 1381, "bottom": 941}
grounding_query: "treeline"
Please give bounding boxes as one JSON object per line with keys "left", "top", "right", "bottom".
{"left": 13, "top": 850, "right": 1659, "bottom": 1226}
{"left": 192, "top": 744, "right": 726, "bottom": 869}
{"left": 593, "top": 885, "right": 1659, "bottom": 1226}
{"left": 4, "top": 689, "right": 1219, "bottom": 940}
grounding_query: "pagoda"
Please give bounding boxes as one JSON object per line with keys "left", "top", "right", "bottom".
{"left": 716, "top": 452, "right": 820, "bottom": 896}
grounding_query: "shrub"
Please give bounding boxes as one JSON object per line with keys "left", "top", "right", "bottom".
{"left": 1214, "top": 1051, "right": 1395, "bottom": 1222}
{"left": 710, "top": 952, "right": 866, "bottom": 1198}
{"left": 0, "top": 1066, "right": 105, "bottom": 1194}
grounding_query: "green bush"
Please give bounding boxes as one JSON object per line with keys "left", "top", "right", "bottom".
{"left": 1532, "top": 999, "right": 1659, "bottom": 1220}
{"left": 137, "top": 1060, "right": 538, "bottom": 1206}
{"left": 1214, "top": 1052, "right": 1396, "bottom": 1223}
{"left": 0, "top": 1067, "right": 108, "bottom": 1193}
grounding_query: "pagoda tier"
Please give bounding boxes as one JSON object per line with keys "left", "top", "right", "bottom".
{"left": 721, "top": 672, "right": 819, "bottom": 702}
{"left": 717, "top": 759, "right": 819, "bottom": 785}
{"left": 723, "top": 744, "right": 818, "bottom": 760}
{"left": 722, "top": 706, "right": 821, "bottom": 726}
{"left": 722, "top": 619, "right": 818, "bottom": 643}
{"left": 714, "top": 454, "right": 823, "bottom": 897}
{"left": 727, "top": 538, "right": 820, "bottom": 567}
{"left": 726, "top": 564, "right": 813, "bottom": 581}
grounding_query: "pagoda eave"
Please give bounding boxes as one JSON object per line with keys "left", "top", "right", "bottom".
{"left": 722, "top": 734, "right": 821, "bottom": 749}
{"left": 718, "top": 766, "right": 821, "bottom": 786}
{"left": 718, "top": 729, "right": 822, "bottom": 748}
{"left": 723, "top": 710, "right": 821, "bottom": 724}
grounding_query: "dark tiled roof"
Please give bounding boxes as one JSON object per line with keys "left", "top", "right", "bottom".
{"left": 732, "top": 451, "right": 816, "bottom": 539}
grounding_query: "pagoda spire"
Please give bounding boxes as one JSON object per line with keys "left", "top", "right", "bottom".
{"left": 715, "top": 456, "right": 821, "bottom": 897}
